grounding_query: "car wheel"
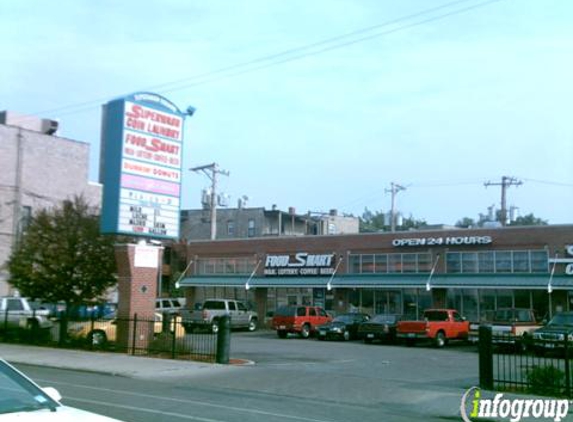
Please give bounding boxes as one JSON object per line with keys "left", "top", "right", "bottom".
{"left": 248, "top": 318, "right": 258, "bottom": 332}
{"left": 435, "top": 331, "right": 446, "bottom": 348}
{"left": 88, "top": 330, "right": 107, "bottom": 347}
{"left": 343, "top": 331, "right": 350, "bottom": 341}
{"left": 300, "top": 324, "right": 311, "bottom": 339}
{"left": 211, "top": 321, "right": 219, "bottom": 334}
{"left": 277, "top": 330, "right": 287, "bottom": 339}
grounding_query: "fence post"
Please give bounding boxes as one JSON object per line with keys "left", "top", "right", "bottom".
{"left": 131, "top": 314, "right": 138, "bottom": 356}
{"left": 3, "top": 307, "right": 8, "bottom": 333}
{"left": 216, "top": 315, "right": 231, "bottom": 364}
{"left": 479, "top": 325, "right": 494, "bottom": 390}
{"left": 58, "top": 311, "right": 67, "bottom": 346}
{"left": 565, "top": 336, "right": 571, "bottom": 398}
{"left": 171, "top": 314, "right": 177, "bottom": 359}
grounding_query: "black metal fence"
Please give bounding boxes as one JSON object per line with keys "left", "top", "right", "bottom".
{"left": 0, "top": 310, "right": 224, "bottom": 364}
{"left": 479, "top": 326, "right": 573, "bottom": 397}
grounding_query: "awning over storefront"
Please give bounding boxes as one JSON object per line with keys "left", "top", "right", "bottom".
{"left": 178, "top": 274, "right": 573, "bottom": 290}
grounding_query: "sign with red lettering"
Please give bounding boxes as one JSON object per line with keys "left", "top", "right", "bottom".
{"left": 100, "top": 92, "right": 188, "bottom": 239}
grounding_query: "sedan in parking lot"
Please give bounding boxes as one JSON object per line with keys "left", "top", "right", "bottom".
{"left": 357, "top": 314, "right": 401, "bottom": 344}
{"left": 317, "top": 313, "right": 370, "bottom": 341}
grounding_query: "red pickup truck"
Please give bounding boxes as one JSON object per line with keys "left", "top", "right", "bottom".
{"left": 396, "top": 309, "right": 470, "bottom": 348}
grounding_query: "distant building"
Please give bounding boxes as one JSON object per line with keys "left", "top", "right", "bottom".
{"left": 180, "top": 206, "right": 359, "bottom": 241}
{"left": 0, "top": 111, "right": 102, "bottom": 295}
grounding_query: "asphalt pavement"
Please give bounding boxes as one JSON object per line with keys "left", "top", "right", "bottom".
{"left": 2, "top": 342, "right": 572, "bottom": 421}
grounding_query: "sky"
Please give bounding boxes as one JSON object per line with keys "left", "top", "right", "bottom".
{"left": 1, "top": 0, "right": 572, "bottom": 226}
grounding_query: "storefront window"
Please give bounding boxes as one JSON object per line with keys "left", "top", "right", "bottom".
{"left": 417, "top": 253, "right": 431, "bottom": 272}
{"left": 374, "top": 290, "right": 387, "bottom": 314}
{"left": 512, "top": 251, "right": 530, "bottom": 273}
{"left": 462, "top": 289, "right": 479, "bottom": 322}
{"left": 514, "top": 290, "right": 531, "bottom": 308}
{"left": 349, "top": 289, "right": 360, "bottom": 310}
{"left": 361, "top": 290, "right": 374, "bottom": 315}
{"left": 496, "top": 290, "right": 513, "bottom": 308}
{"left": 479, "top": 290, "right": 496, "bottom": 321}
{"left": 495, "top": 252, "right": 512, "bottom": 273}
{"left": 417, "top": 289, "right": 432, "bottom": 312}
{"left": 447, "top": 290, "right": 462, "bottom": 312}
{"left": 461, "top": 253, "right": 478, "bottom": 273}
{"left": 478, "top": 252, "right": 495, "bottom": 273}
{"left": 388, "top": 291, "right": 402, "bottom": 315}
{"left": 388, "top": 254, "right": 402, "bottom": 273}
{"left": 375, "top": 255, "right": 388, "bottom": 273}
{"left": 533, "top": 290, "right": 549, "bottom": 320}
{"left": 349, "top": 255, "right": 361, "bottom": 273}
{"left": 403, "top": 289, "right": 418, "bottom": 319}
{"left": 446, "top": 253, "right": 461, "bottom": 273}
{"left": 530, "top": 251, "right": 549, "bottom": 273}
{"left": 361, "top": 255, "right": 375, "bottom": 273}
{"left": 402, "top": 254, "right": 417, "bottom": 273}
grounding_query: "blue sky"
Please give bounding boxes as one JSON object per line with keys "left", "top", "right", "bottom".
{"left": 1, "top": 0, "right": 572, "bottom": 225}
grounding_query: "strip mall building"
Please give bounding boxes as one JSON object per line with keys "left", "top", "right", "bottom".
{"left": 176, "top": 225, "right": 573, "bottom": 322}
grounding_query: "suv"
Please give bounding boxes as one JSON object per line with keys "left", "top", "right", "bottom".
{"left": 272, "top": 305, "right": 332, "bottom": 339}
{"left": 155, "top": 298, "right": 184, "bottom": 315}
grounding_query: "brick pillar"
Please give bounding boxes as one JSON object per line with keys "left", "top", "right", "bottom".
{"left": 115, "top": 243, "right": 160, "bottom": 354}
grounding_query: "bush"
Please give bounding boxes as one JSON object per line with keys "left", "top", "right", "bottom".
{"left": 526, "top": 365, "right": 565, "bottom": 396}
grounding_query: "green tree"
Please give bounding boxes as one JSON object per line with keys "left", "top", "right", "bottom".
{"left": 509, "top": 213, "right": 548, "bottom": 226}
{"left": 360, "top": 208, "right": 427, "bottom": 232}
{"left": 359, "top": 208, "right": 387, "bottom": 232}
{"left": 8, "top": 196, "right": 117, "bottom": 308}
{"left": 455, "top": 217, "right": 476, "bottom": 228}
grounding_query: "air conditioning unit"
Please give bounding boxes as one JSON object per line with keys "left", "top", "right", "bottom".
{"left": 40, "top": 119, "right": 59, "bottom": 135}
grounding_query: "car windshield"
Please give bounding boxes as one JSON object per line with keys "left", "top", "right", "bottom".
{"left": 548, "top": 314, "right": 573, "bottom": 327}
{"left": 371, "top": 315, "right": 398, "bottom": 323}
{"left": 0, "top": 360, "right": 59, "bottom": 414}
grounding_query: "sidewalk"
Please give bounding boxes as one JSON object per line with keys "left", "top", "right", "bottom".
{"left": 0, "top": 343, "right": 241, "bottom": 380}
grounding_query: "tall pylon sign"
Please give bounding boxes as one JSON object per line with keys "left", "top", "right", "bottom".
{"left": 99, "top": 92, "right": 193, "bottom": 239}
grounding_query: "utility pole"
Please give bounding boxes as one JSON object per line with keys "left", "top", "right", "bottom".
{"left": 190, "top": 163, "right": 229, "bottom": 240}
{"left": 484, "top": 176, "right": 523, "bottom": 226}
{"left": 385, "top": 182, "right": 406, "bottom": 232}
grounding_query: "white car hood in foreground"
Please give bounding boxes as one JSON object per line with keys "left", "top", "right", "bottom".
{"left": 0, "top": 405, "right": 124, "bottom": 421}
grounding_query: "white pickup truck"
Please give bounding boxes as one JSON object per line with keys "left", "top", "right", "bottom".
{"left": 180, "top": 299, "right": 258, "bottom": 334}
{"left": 0, "top": 296, "right": 53, "bottom": 331}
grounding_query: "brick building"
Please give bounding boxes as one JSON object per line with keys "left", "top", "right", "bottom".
{"left": 0, "top": 111, "right": 101, "bottom": 295}
{"left": 176, "top": 225, "right": 573, "bottom": 322}
{"left": 180, "top": 206, "right": 359, "bottom": 241}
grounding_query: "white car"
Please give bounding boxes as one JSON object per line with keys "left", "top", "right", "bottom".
{"left": 0, "top": 358, "right": 125, "bottom": 421}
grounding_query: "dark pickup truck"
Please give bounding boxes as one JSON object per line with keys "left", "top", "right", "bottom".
{"left": 532, "top": 312, "right": 573, "bottom": 353}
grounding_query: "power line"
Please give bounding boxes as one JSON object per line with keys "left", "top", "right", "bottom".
{"left": 26, "top": 0, "right": 504, "bottom": 120}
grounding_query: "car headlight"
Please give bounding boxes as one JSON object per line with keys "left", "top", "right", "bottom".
{"left": 333, "top": 327, "right": 343, "bottom": 333}
{"left": 568, "top": 334, "right": 573, "bottom": 342}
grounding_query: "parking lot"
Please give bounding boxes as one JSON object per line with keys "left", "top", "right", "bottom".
{"left": 227, "top": 329, "right": 479, "bottom": 400}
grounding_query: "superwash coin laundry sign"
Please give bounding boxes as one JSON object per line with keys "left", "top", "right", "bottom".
{"left": 100, "top": 92, "right": 188, "bottom": 239}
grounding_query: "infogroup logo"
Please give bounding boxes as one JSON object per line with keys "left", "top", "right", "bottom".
{"left": 460, "top": 387, "right": 570, "bottom": 422}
